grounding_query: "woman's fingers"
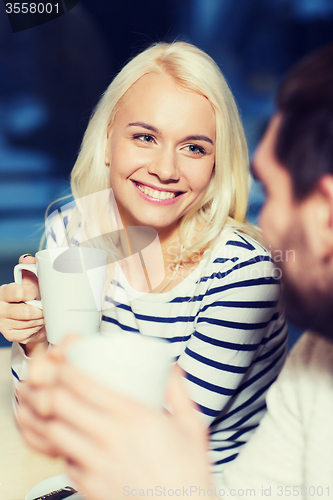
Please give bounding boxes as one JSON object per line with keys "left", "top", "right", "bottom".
{"left": 18, "top": 254, "right": 36, "bottom": 264}
{"left": 18, "top": 328, "right": 48, "bottom": 348}
{"left": 0, "top": 282, "right": 38, "bottom": 304}
{"left": 0, "top": 281, "right": 44, "bottom": 342}
{"left": 0, "top": 283, "right": 43, "bottom": 322}
{"left": 0, "top": 301, "right": 44, "bottom": 343}
{"left": 0, "top": 315, "right": 44, "bottom": 331}
{"left": 19, "top": 255, "right": 40, "bottom": 300}
{"left": 18, "top": 254, "right": 40, "bottom": 298}
{"left": 4, "top": 302, "right": 43, "bottom": 321}
{"left": 0, "top": 317, "right": 45, "bottom": 343}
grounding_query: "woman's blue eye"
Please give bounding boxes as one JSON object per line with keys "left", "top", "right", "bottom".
{"left": 187, "top": 144, "right": 206, "bottom": 154}
{"left": 134, "top": 134, "right": 154, "bottom": 142}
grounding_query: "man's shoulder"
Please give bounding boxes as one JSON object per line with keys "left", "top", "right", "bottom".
{"left": 280, "top": 332, "right": 333, "bottom": 395}
{"left": 289, "top": 331, "right": 333, "bottom": 369}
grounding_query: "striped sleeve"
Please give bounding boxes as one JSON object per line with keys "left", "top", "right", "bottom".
{"left": 177, "top": 236, "right": 288, "bottom": 472}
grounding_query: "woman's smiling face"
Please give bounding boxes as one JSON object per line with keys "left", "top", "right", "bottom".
{"left": 105, "top": 73, "right": 216, "bottom": 239}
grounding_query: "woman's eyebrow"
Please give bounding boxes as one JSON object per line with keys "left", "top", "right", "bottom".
{"left": 127, "top": 123, "right": 213, "bottom": 145}
{"left": 182, "top": 135, "right": 214, "bottom": 145}
{"left": 127, "top": 122, "right": 160, "bottom": 134}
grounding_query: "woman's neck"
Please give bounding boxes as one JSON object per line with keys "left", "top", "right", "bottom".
{"left": 116, "top": 222, "right": 198, "bottom": 294}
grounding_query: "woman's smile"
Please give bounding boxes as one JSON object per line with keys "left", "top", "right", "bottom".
{"left": 105, "top": 72, "right": 216, "bottom": 237}
{"left": 132, "top": 180, "right": 185, "bottom": 204}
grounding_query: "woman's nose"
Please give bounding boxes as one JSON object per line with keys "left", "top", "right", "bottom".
{"left": 147, "top": 147, "right": 180, "bottom": 182}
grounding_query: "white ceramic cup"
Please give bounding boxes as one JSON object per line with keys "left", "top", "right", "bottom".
{"left": 14, "top": 247, "right": 107, "bottom": 345}
{"left": 66, "top": 333, "right": 173, "bottom": 408}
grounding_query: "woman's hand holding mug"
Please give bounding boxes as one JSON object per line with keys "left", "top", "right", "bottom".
{"left": 0, "top": 254, "right": 47, "bottom": 357}
{"left": 13, "top": 247, "right": 107, "bottom": 346}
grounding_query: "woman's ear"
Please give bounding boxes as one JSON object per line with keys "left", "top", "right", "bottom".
{"left": 105, "top": 130, "right": 111, "bottom": 167}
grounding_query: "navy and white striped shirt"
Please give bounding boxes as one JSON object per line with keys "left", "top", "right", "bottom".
{"left": 100, "top": 230, "right": 288, "bottom": 477}
{"left": 11, "top": 225, "right": 287, "bottom": 479}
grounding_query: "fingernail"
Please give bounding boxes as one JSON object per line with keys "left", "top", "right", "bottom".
{"left": 22, "top": 254, "right": 32, "bottom": 258}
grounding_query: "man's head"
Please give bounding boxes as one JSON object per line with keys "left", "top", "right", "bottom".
{"left": 253, "top": 44, "right": 333, "bottom": 339}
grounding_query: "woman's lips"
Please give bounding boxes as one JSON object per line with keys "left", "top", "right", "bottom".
{"left": 132, "top": 181, "right": 184, "bottom": 205}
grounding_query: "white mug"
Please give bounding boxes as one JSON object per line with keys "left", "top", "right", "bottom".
{"left": 14, "top": 247, "right": 107, "bottom": 345}
{"left": 66, "top": 333, "right": 173, "bottom": 408}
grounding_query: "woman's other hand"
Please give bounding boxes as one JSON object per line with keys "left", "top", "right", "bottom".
{"left": 0, "top": 254, "right": 47, "bottom": 357}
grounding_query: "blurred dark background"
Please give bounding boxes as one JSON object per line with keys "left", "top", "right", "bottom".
{"left": 1, "top": 0, "right": 333, "bottom": 347}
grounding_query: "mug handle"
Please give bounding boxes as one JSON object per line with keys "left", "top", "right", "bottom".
{"left": 13, "top": 264, "right": 43, "bottom": 310}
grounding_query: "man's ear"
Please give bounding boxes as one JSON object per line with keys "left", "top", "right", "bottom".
{"left": 318, "top": 175, "right": 333, "bottom": 228}
{"left": 314, "top": 175, "right": 333, "bottom": 260}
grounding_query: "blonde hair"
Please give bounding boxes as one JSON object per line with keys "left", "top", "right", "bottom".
{"left": 69, "top": 41, "right": 260, "bottom": 264}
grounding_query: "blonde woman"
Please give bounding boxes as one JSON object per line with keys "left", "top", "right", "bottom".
{"left": 0, "top": 42, "right": 287, "bottom": 478}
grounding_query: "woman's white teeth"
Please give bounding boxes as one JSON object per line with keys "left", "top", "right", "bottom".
{"left": 137, "top": 184, "right": 176, "bottom": 200}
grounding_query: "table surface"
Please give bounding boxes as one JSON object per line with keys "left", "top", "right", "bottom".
{"left": 0, "top": 347, "right": 66, "bottom": 500}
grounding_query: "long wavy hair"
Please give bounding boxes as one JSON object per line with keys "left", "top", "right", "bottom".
{"left": 57, "top": 42, "right": 259, "bottom": 266}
